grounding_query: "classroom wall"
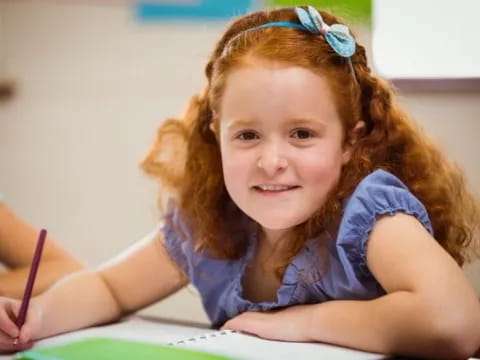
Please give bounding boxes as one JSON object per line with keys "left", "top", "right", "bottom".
{"left": 1, "top": 1, "right": 479, "bottom": 324}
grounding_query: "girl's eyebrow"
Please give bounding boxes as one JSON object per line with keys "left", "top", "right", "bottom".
{"left": 225, "top": 117, "right": 328, "bottom": 130}
{"left": 289, "top": 117, "right": 325, "bottom": 125}
{"left": 288, "top": 118, "right": 328, "bottom": 131}
{"left": 226, "top": 118, "right": 257, "bottom": 130}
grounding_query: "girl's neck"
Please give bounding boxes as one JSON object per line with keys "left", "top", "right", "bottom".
{"left": 259, "top": 227, "right": 292, "bottom": 250}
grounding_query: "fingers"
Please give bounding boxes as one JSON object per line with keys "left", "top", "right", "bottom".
{"left": 0, "top": 333, "right": 33, "bottom": 354}
{"left": 17, "top": 303, "right": 41, "bottom": 345}
{"left": 0, "top": 324, "right": 31, "bottom": 354}
{"left": 221, "top": 315, "right": 245, "bottom": 330}
{"left": 0, "top": 330, "right": 16, "bottom": 347}
{"left": 0, "top": 298, "right": 36, "bottom": 352}
{"left": 18, "top": 318, "right": 36, "bottom": 345}
{"left": 0, "top": 301, "right": 19, "bottom": 339}
{"left": 222, "top": 312, "right": 263, "bottom": 334}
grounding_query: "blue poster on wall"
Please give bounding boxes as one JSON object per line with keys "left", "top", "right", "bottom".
{"left": 136, "top": 0, "right": 257, "bottom": 21}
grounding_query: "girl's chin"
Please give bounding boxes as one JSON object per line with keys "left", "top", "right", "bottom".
{"left": 254, "top": 217, "right": 307, "bottom": 232}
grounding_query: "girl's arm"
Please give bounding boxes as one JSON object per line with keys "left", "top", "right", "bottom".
{"left": 224, "top": 213, "right": 480, "bottom": 359}
{"left": 18, "top": 231, "right": 188, "bottom": 342}
{"left": 0, "top": 203, "right": 83, "bottom": 297}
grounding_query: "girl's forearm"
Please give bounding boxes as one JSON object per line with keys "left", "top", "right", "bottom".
{"left": 34, "top": 270, "right": 124, "bottom": 339}
{"left": 0, "top": 203, "right": 82, "bottom": 270}
{"left": 0, "top": 260, "right": 82, "bottom": 298}
{"left": 306, "top": 292, "right": 480, "bottom": 359}
{"left": 0, "top": 202, "right": 84, "bottom": 297}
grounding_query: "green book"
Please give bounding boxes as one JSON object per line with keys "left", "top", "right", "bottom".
{"left": 15, "top": 337, "right": 233, "bottom": 360}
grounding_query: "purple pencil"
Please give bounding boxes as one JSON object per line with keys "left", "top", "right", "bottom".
{"left": 16, "top": 229, "right": 47, "bottom": 329}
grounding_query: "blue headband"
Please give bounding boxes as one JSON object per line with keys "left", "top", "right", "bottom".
{"left": 223, "top": 6, "right": 358, "bottom": 82}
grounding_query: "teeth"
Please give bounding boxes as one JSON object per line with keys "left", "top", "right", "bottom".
{"left": 257, "top": 184, "right": 294, "bottom": 191}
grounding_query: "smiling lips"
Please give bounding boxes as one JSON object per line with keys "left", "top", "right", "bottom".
{"left": 252, "top": 184, "right": 300, "bottom": 194}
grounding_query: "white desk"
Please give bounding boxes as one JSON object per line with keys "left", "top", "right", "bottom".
{"left": 1, "top": 317, "right": 210, "bottom": 360}
{"left": 2, "top": 316, "right": 479, "bottom": 359}
{"left": 1, "top": 316, "right": 387, "bottom": 360}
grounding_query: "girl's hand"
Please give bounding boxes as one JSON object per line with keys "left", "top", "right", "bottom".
{"left": 0, "top": 297, "right": 42, "bottom": 353}
{"left": 221, "top": 305, "right": 313, "bottom": 342}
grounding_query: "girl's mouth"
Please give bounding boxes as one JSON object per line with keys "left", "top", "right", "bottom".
{"left": 252, "top": 184, "right": 300, "bottom": 194}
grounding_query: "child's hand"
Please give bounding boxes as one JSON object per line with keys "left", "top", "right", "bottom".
{"left": 222, "top": 305, "right": 313, "bottom": 342}
{"left": 0, "top": 297, "right": 41, "bottom": 353}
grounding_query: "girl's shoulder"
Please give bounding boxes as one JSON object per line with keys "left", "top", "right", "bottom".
{"left": 343, "top": 169, "right": 433, "bottom": 229}
{"left": 335, "top": 169, "right": 434, "bottom": 279}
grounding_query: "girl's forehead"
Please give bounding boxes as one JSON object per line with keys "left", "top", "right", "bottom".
{"left": 219, "top": 61, "right": 339, "bottom": 125}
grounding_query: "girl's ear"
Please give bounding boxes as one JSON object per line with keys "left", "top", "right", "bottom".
{"left": 209, "top": 122, "right": 216, "bottom": 134}
{"left": 342, "top": 121, "right": 366, "bottom": 164}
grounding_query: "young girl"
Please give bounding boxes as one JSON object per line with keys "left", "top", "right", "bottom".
{"left": 1, "top": 5, "right": 480, "bottom": 358}
{"left": 0, "top": 198, "right": 83, "bottom": 298}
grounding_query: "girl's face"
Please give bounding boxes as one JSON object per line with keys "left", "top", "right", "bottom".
{"left": 217, "top": 59, "right": 351, "bottom": 234}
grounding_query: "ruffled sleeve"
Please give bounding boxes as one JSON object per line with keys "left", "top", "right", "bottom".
{"left": 160, "top": 203, "right": 194, "bottom": 274}
{"left": 337, "top": 169, "right": 433, "bottom": 281}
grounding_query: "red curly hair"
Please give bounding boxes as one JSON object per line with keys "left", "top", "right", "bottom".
{"left": 141, "top": 7, "right": 480, "bottom": 276}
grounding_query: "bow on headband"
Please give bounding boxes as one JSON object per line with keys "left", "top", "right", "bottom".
{"left": 222, "top": 5, "right": 358, "bottom": 82}
{"left": 295, "top": 6, "right": 356, "bottom": 58}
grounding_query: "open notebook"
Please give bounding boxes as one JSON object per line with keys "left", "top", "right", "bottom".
{"left": 171, "top": 330, "right": 386, "bottom": 360}
{"left": 15, "top": 330, "right": 386, "bottom": 360}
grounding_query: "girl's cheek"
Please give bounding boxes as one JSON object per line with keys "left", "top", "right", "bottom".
{"left": 298, "top": 152, "right": 343, "bottom": 181}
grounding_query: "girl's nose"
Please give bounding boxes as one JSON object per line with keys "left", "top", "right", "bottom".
{"left": 257, "top": 145, "right": 288, "bottom": 177}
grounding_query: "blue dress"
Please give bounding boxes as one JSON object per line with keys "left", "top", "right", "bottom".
{"left": 162, "top": 170, "right": 433, "bottom": 328}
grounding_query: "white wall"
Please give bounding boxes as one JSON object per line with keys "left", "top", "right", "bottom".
{"left": 1, "top": 1, "right": 479, "bottom": 324}
{"left": 373, "top": 0, "right": 480, "bottom": 78}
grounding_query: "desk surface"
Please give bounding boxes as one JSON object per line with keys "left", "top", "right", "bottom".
{"left": 2, "top": 316, "right": 479, "bottom": 360}
{"left": 1, "top": 317, "right": 210, "bottom": 360}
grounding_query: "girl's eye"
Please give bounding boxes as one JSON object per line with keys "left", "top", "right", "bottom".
{"left": 291, "top": 129, "right": 313, "bottom": 139}
{"left": 236, "top": 131, "right": 259, "bottom": 141}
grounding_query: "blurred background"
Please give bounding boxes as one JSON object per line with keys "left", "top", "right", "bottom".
{"left": 0, "top": 0, "right": 479, "bottom": 324}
